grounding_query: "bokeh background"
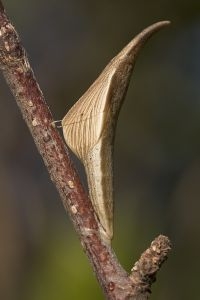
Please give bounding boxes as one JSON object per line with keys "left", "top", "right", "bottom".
{"left": 0, "top": 0, "right": 200, "bottom": 299}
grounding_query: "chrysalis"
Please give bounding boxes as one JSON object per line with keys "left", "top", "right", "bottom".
{"left": 62, "top": 21, "right": 170, "bottom": 243}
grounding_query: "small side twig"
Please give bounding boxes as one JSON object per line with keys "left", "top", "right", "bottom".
{"left": 0, "top": 2, "right": 171, "bottom": 299}
{"left": 130, "top": 235, "right": 172, "bottom": 299}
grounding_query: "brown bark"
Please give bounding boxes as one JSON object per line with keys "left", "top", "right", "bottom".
{"left": 0, "top": 2, "right": 171, "bottom": 299}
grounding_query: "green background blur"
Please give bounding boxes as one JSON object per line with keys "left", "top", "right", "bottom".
{"left": 1, "top": 0, "right": 200, "bottom": 299}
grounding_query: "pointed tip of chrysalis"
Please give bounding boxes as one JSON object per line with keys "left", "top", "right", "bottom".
{"left": 112, "top": 20, "right": 171, "bottom": 65}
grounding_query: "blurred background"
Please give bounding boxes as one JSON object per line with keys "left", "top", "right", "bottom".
{"left": 0, "top": 0, "right": 200, "bottom": 299}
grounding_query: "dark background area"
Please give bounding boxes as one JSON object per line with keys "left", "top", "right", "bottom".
{"left": 0, "top": 1, "right": 200, "bottom": 299}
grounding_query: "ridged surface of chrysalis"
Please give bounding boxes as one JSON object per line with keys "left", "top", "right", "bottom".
{"left": 62, "top": 22, "right": 170, "bottom": 243}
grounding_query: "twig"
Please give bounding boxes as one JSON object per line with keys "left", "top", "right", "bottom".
{"left": 0, "top": 2, "right": 171, "bottom": 299}
{"left": 130, "top": 235, "right": 172, "bottom": 299}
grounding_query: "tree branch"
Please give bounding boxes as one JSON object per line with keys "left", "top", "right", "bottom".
{"left": 0, "top": 2, "right": 171, "bottom": 299}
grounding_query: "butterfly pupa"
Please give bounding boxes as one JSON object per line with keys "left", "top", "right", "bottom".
{"left": 62, "top": 21, "right": 170, "bottom": 244}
